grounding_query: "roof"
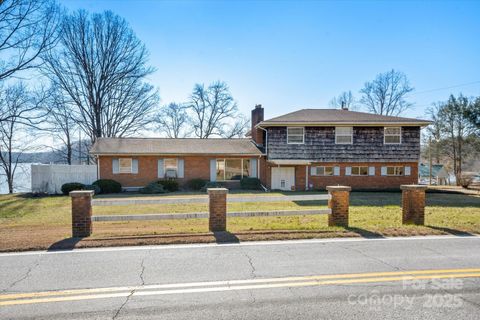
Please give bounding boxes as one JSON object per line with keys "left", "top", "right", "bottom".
{"left": 419, "top": 164, "right": 449, "bottom": 177}
{"left": 258, "top": 109, "right": 431, "bottom": 127}
{"left": 90, "top": 138, "right": 263, "bottom": 156}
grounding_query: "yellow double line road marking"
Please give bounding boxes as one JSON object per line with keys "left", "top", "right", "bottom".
{"left": 1, "top": 268, "right": 480, "bottom": 306}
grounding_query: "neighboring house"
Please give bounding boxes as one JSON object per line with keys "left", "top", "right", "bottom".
{"left": 90, "top": 105, "right": 430, "bottom": 191}
{"left": 418, "top": 164, "right": 450, "bottom": 185}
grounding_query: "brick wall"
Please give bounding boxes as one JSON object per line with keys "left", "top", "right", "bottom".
{"left": 265, "top": 161, "right": 418, "bottom": 191}
{"left": 98, "top": 155, "right": 259, "bottom": 188}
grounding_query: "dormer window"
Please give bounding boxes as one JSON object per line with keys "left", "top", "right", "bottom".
{"left": 335, "top": 127, "right": 353, "bottom": 144}
{"left": 287, "top": 127, "right": 304, "bottom": 144}
{"left": 384, "top": 127, "right": 401, "bottom": 144}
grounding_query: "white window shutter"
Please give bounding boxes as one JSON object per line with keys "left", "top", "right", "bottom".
{"left": 334, "top": 166, "right": 340, "bottom": 176}
{"left": 250, "top": 158, "right": 257, "bottom": 178}
{"left": 112, "top": 158, "right": 119, "bottom": 174}
{"left": 210, "top": 159, "right": 217, "bottom": 182}
{"left": 369, "top": 166, "right": 375, "bottom": 176}
{"left": 310, "top": 167, "right": 316, "bottom": 176}
{"left": 405, "top": 166, "right": 411, "bottom": 176}
{"left": 157, "top": 159, "right": 164, "bottom": 178}
{"left": 177, "top": 159, "right": 184, "bottom": 178}
{"left": 381, "top": 166, "right": 387, "bottom": 176}
{"left": 345, "top": 167, "right": 352, "bottom": 176}
{"left": 132, "top": 159, "right": 139, "bottom": 174}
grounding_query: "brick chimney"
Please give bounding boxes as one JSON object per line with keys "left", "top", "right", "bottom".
{"left": 251, "top": 104, "right": 264, "bottom": 145}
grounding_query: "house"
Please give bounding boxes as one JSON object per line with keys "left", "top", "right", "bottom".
{"left": 90, "top": 105, "right": 431, "bottom": 191}
{"left": 419, "top": 164, "right": 450, "bottom": 185}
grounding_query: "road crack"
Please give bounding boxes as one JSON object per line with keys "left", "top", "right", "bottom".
{"left": 2, "top": 254, "right": 42, "bottom": 293}
{"left": 242, "top": 249, "right": 257, "bottom": 279}
{"left": 336, "top": 243, "right": 402, "bottom": 271}
{"left": 112, "top": 251, "right": 148, "bottom": 320}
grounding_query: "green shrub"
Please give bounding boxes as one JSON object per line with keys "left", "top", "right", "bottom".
{"left": 92, "top": 179, "right": 122, "bottom": 194}
{"left": 140, "top": 182, "right": 166, "bottom": 194}
{"left": 188, "top": 178, "right": 208, "bottom": 191}
{"left": 83, "top": 184, "right": 101, "bottom": 194}
{"left": 240, "top": 177, "right": 262, "bottom": 190}
{"left": 61, "top": 182, "right": 85, "bottom": 195}
{"left": 157, "top": 179, "right": 179, "bottom": 192}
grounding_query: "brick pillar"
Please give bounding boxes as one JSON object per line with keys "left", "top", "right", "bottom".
{"left": 401, "top": 185, "right": 427, "bottom": 225}
{"left": 70, "top": 190, "right": 94, "bottom": 237}
{"left": 208, "top": 188, "right": 228, "bottom": 232}
{"left": 326, "top": 186, "right": 351, "bottom": 227}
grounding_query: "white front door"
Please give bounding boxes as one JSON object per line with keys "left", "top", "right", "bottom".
{"left": 271, "top": 167, "right": 295, "bottom": 191}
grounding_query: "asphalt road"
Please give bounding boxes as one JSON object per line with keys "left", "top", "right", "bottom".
{"left": 1, "top": 235, "right": 480, "bottom": 319}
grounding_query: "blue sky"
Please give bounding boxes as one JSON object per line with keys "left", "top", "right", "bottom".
{"left": 62, "top": 0, "right": 480, "bottom": 120}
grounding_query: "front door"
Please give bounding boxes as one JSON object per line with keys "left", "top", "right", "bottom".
{"left": 271, "top": 167, "right": 295, "bottom": 191}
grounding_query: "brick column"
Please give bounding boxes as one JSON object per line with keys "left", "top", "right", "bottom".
{"left": 70, "top": 190, "right": 94, "bottom": 237}
{"left": 208, "top": 188, "right": 228, "bottom": 232}
{"left": 326, "top": 186, "right": 351, "bottom": 227}
{"left": 401, "top": 185, "right": 427, "bottom": 225}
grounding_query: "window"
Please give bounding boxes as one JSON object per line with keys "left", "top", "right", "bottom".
{"left": 384, "top": 127, "right": 401, "bottom": 144}
{"left": 335, "top": 127, "right": 353, "bottom": 144}
{"left": 312, "top": 166, "right": 334, "bottom": 176}
{"left": 351, "top": 166, "right": 369, "bottom": 176}
{"left": 164, "top": 158, "right": 178, "bottom": 178}
{"left": 118, "top": 158, "right": 132, "bottom": 173}
{"left": 386, "top": 166, "right": 404, "bottom": 176}
{"left": 216, "top": 159, "right": 251, "bottom": 181}
{"left": 287, "top": 127, "right": 304, "bottom": 144}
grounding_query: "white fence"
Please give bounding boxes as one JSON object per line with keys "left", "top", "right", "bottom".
{"left": 31, "top": 164, "right": 98, "bottom": 194}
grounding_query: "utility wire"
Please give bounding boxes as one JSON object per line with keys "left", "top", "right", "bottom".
{"left": 407, "top": 80, "right": 480, "bottom": 97}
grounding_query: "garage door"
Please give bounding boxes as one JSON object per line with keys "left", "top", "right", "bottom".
{"left": 271, "top": 167, "right": 295, "bottom": 191}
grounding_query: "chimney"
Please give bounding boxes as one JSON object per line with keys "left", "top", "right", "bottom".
{"left": 251, "top": 104, "right": 264, "bottom": 145}
{"left": 341, "top": 101, "right": 348, "bottom": 111}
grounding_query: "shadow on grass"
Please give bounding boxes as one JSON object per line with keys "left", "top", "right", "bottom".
{"left": 212, "top": 231, "right": 240, "bottom": 244}
{"left": 47, "top": 237, "right": 83, "bottom": 251}
{"left": 345, "top": 227, "right": 385, "bottom": 239}
{"left": 425, "top": 225, "right": 475, "bottom": 236}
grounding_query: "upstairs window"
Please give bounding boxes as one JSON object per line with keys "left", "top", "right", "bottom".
{"left": 287, "top": 127, "right": 304, "bottom": 144}
{"left": 335, "top": 127, "right": 353, "bottom": 144}
{"left": 384, "top": 127, "right": 401, "bottom": 144}
{"left": 118, "top": 158, "right": 132, "bottom": 173}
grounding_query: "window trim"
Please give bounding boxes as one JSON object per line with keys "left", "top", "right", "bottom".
{"left": 118, "top": 158, "right": 132, "bottom": 174}
{"left": 384, "top": 127, "right": 402, "bottom": 145}
{"left": 351, "top": 166, "right": 369, "bottom": 176}
{"left": 287, "top": 127, "right": 305, "bottom": 144}
{"left": 312, "top": 166, "right": 334, "bottom": 176}
{"left": 386, "top": 166, "right": 404, "bottom": 176}
{"left": 335, "top": 126, "right": 353, "bottom": 145}
{"left": 216, "top": 158, "right": 251, "bottom": 181}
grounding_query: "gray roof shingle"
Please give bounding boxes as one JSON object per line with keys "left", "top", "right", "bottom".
{"left": 90, "top": 138, "right": 263, "bottom": 156}
{"left": 259, "top": 109, "right": 431, "bottom": 126}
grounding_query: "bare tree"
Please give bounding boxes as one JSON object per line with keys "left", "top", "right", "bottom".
{"left": 359, "top": 69, "right": 414, "bottom": 116}
{"left": 42, "top": 10, "right": 159, "bottom": 144}
{"left": 329, "top": 91, "right": 358, "bottom": 110}
{"left": 155, "top": 103, "right": 190, "bottom": 138}
{"left": 42, "top": 85, "right": 77, "bottom": 164}
{"left": 437, "top": 94, "right": 477, "bottom": 183}
{"left": 221, "top": 115, "right": 250, "bottom": 138}
{"left": 187, "top": 81, "right": 240, "bottom": 138}
{"left": 426, "top": 103, "right": 444, "bottom": 164}
{"left": 0, "top": 83, "right": 40, "bottom": 193}
{"left": 0, "top": 0, "right": 61, "bottom": 81}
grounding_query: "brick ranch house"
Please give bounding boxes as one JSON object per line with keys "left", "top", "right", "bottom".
{"left": 90, "top": 105, "right": 431, "bottom": 191}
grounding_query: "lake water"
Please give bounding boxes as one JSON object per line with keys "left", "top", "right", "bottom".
{"left": 0, "top": 163, "right": 32, "bottom": 194}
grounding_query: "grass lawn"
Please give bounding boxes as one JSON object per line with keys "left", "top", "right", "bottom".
{"left": 0, "top": 191, "right": 479, "bottom": 251}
